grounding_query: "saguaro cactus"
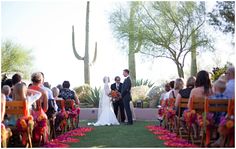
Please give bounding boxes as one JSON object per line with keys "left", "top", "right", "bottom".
{"left": 72, "top": 1, "right": 97, "bottom": 85}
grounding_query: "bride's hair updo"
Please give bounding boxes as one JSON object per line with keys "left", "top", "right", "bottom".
{"left": 103, "top": 76, "right": 110, "bottom": 83}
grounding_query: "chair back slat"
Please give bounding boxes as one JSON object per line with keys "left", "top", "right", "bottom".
{"left": 56, "top": 99, "right": 65, "bottom": 109}
{"left": 5, "top": 101, "right": 27, "bottom": 116}
{"left": 205, "top": 99, "right": 229, "bottom": 113}
{"left": 64, "top": 99, "right": 75, "bottom": 110}
{"left": 190, "top": 97, "right": 205, "bottom": 114}
{"left": 178, "top": 98, "right": 189, "bottom": 116}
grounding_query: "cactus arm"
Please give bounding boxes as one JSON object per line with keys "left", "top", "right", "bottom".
{"left": 91, "top": 42, "right": 97, "bottom": 65}
{"left": 72, "top": 25, "right": 84, "bottom": 60}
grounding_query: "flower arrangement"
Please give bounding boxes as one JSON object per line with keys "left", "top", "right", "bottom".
{"left": 166, "top": 108, "right": 176, "bottom": 119}
{"left": 16, "top": 115, "right": 34, "bottom": 145}
{"left": 157, "top": 107, "right": 164, "bottom": 120}
{"left": 110, "top": 90, "right": 121, "bottom": 102}
{"left": 197, "top": 112, "right": 214, "bottom": 128}
{"left": 32, "top": 111, "right": 48, "bottom": 142}
{"left": 1, "top": 123, "right": 12, "bottom": 147}
{"left": 218, "top": 116, "right": 234, "bottom": 136}
{"left": 183, "top": 109, "right": 197, "bottom": 125}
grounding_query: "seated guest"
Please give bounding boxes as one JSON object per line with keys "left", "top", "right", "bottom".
{"left": 188, "top": 70, "right": 213, "bottom": 109}
{"left": 29, "top": 72, "right": 48, "bottom": 112}
{"left": 1, "top": 94, "right": 6, "bottom": 122}
{"left": 2, "top": 85, "right": 12, "bottom": 101}
{"left": 175, "top": 76, "right": 196, "bottom": 111}
{"left": 166, "top": 81, "right": 175, "bottom": 99}
{"left": 209, "top": 79, "right": 228, "bottom": 124}
{"left": 169, "top": 78, "right": 184, "bottom": 99}
{"left": 12, "top": 73, "right": 22, "bottom": 86}
{"left": 159, "top": 83, "right": 171, "bottom": 106}
{"left": 59, "top": 81, "right": 79, "bottom": 105}
{"left": 7, "top": 82, "right": 41, "bottom": 126}
{"left": 223, "top": 66, "right": 235, "bottom": 99}
{"left": 209, "top": 79, "right": 229, "bottom": 100}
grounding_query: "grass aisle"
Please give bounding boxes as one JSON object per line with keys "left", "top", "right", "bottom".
{"left": 69, "top": 121, "right": 165, "bottom": 148}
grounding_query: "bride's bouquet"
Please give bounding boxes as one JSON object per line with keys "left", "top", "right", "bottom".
{"left": 109, "top": 90, "right": 121, "bottom": 102}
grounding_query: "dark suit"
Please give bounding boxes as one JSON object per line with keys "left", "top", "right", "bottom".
{"left": 121, "top": 76, "right": 133, "bottom": 124}
{"left": 111, "top": 83, "right": 125, "bottom": 122}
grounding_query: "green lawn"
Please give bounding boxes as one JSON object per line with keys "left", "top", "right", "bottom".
{"left": 68, "top": 121, "right": 165, "bottom": 148}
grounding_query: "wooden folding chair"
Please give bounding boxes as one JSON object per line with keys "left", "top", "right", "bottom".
{"left": 55, "top": 100, "right": 68, "bottom": 134}
{"left": 225, "top": 99, "right": 235, "bottom": 147}
{"left": 202, "top": 98, "right": 229, "bottom": 147}
{"left": 187, "top": 97, "right": 205, "bottom": 145}
{"left": 5, "top": 100, "right": 32, "bottom": 148}
{"left": 176, "top": 98, "right": 189, "bottom": 136}
{"left": 164, "top": 98, "right": 176, "bottom": 131}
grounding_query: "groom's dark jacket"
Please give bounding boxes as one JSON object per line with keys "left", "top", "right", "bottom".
{"left": 121, "top": 76, "right": 132, "bottom": 101}
{"left": 111, "top": 83, "right": 123, "bottom": 93}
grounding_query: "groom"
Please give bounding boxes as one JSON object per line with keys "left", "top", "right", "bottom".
{"left": 121, "top": 69, "right": 133, "bottom": 125}
{"left": 111, "top": 76, "right": 125, "bottom": 122}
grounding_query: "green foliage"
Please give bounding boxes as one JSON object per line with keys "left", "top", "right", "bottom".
{"left": 208, "top": 1, "right": 235, "bottom": 34}
{"left": 84, "top": 87, "right": 101, "bottom": 108}
{"left": 139, "top": 1, "right": 211, "bottom": 78}
{"left": 211, "top": 62, "right": 234, "bottom": 81}
{"left": 1, "top": 40, "right": 33, "bottom": 79}
{"left": 211, "top": 67, "right": 227, "bottom": 82}
{"left": 134, "top": 79, "right": 155, "bottom": 88}
{"left": 74, "top": 84, "right": 92, "bottom": 103}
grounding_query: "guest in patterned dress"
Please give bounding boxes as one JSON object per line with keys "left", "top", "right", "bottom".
{"left": 59, "top": 81, "right": 79, "bottom": 105}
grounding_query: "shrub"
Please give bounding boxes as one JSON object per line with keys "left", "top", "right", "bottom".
{"left": 131, "top": 85, "right": 149, "bottom": 103}
{"left": 84, "top": 87, "right": 101, "bottom": 108}
{"left": 74, "top": 84, "right": 92, "bottom": 103}
{"left": 134, "top": 79, "right": 155, "bottom": 88}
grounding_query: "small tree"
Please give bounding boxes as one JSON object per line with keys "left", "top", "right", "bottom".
{"left": 1, "top": 40, "right": 33, "bottom": 78}
{"left": 140, "top": 1, "right": 211, "bottom": 78}
{"left": 208, "top": 1, "right": 235, "bottom": 34}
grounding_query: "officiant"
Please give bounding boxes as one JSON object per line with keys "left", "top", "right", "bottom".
{"left": 110, "top": 76, "right": 125, "bottom": 122}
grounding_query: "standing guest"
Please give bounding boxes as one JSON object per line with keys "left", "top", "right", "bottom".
{"left": 111, "top": 76, "right": 125, "bottom": 122}
{"left": 1, "top": 85, "right": 12, "bottom": 101}
{"left": 169, "top": 78, "right": 184, "bottom": 99}
{"left": 29, "top": 72, "right": 48, "bottom": 112}
{"left": 223, "top": 66, "right": 235, "bottom": 99}
{"left": 188, "top": 70, "right": 213, "bottom": 109}
{"left": 121, "top": 69, "right": 133, "bottom": 125}
{"left": 175, "top": 76, "right": 196, "bottom": 108}
{"left": 59, "top": 81, "right": 79, "bottom": 105}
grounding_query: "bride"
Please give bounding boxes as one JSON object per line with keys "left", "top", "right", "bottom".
{"left": 90, "top": 76, "right": 119, "bottom": 126}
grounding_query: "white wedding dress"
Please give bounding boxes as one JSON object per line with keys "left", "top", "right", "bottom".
{"left": 91, "top": 77, "right": 120, "bottom": 126}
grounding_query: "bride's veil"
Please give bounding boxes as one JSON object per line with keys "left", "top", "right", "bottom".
{"left": 97, "top": 76, "right": 110, "bottom": 119}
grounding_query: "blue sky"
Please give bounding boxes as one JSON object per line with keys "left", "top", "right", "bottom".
{"left": 1, "top": 1, "right": 235, "bottom": 88}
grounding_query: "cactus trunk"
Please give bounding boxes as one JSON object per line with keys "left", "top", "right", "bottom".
{"left": 84, "top": 1, "right": 90, "bottom": 84}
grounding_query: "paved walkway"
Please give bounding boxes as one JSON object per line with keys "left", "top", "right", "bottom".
{"left": 80, "top": 108, "right": 157, "bottom": 121}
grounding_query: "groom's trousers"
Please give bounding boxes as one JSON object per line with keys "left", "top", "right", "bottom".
{"left": 113, "top": 100, "right": 125, "bottom": 122}
{"left": 123, "top": 94, "right": 133, "bottom": 124}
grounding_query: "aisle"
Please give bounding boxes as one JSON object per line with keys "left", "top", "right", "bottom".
{"left": 69, "top": 121, "right": 165, "bottom": 148}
